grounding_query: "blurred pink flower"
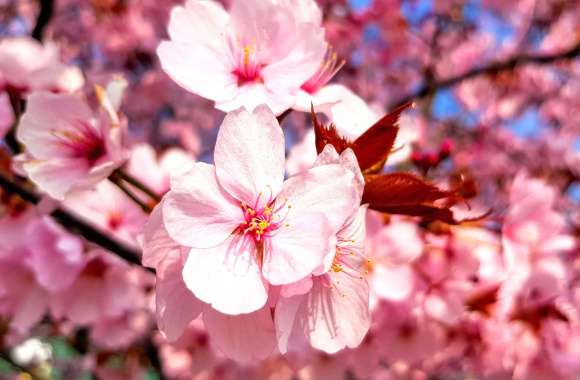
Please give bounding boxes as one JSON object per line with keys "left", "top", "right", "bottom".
{"left": 127, "top": 143, "right": 194, "bottom": 195}
{"left": 503, "top": 173, "right": 576, "bottom": 274}
{"left": 64, "top": 180, "right": 148, "bottom": 246}
{"left": 16, "top": 80, "right": 128, "bottom": 200}
{"left": 51, "top": 250, "right": 146, "bottom": 326}
{"left": 157, "top": 0, "right": 326, "bottom": 115}
{"left": 0, "top": 211, "right": 85, "bottom": 333}
{"left": 0, "top": 37, "right": 83, "bottom": 94}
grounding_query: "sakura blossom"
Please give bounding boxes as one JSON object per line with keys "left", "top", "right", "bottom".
{"left": 16, "top": 79, "right": 128, "bottom": 200}
{"left": 157, "top": 0, "right": 327, "bottom": 115}
{"left": 0, "top": 0, "right": 579, "bottom": 378}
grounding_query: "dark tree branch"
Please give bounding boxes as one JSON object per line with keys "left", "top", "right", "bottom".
{"left": 390, "top": 42, "right": 580, "bottom": 109}
{"left": 32, "top": 0, "right": 54, "bottom": 41}
{"left": 0, "top": 173, "right": 151, "bottom": 272}
{"left": 112, "top": 169, "right": 162, "bottom": 203}
{"left": 109, "top": 172, "right": 154, "bottom": 213}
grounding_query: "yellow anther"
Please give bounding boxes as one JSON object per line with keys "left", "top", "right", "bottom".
{"left": 243, "top": 45, "right": 254, "bottom": 69}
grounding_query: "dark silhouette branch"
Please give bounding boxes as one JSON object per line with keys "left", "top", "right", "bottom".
{"left": 0, "top": 173, "right": 151, "bottom": 272}
{"left": 112, "top": 168, "right": 162, "bottom": 203}
{"left": 32, "top": 0, "right": 54, "bottom": 41}
{"left": 390, "top": 41, "right": 580, "bottom": 109}
{"left": 109, "top": 172, "right": 154, "bottom": 213}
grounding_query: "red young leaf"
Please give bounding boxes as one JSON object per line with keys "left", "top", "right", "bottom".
{"left": 311, "top": 105, "right": 350, "bottom": 154}
{"left": 352, "top": 101, "right": 413, "bottom": 172}
{"left": 369, "top": 204, "right": 459, "bottom": 224}
{"left": 362, "top": 172, "right": 455, "bottom": 207}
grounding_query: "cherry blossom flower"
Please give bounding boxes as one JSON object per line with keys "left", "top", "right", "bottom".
{"left": 275, "top": 146, "right": 370, "bottom": 354}
{"left": 16, "top": 79, "right": 128, "bottom": 200}
{"left": 162, "top": 105, "right": 358, "bottom": 315}
{"left": 143, "top": 205, "right": 278, "bottom": 363}
{"left": 0, "top": 37, "right": 83, "bottom": 94}
{"left": 157, "top": 0, "right": 326, "bottom": 115}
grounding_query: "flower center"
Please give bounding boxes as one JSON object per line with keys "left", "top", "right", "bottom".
{"left": 232, "top": 45, "right": 264, "bottom": 85}
{"left": 239, "top": 191, "right": 290, "bottom": 242}
{"left": 52, "top": 119, "right": 106, "bottom": 164}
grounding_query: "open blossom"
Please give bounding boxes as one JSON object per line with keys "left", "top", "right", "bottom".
{"left": 16, "top": 79, "right": 129, "bottom": 200}
{"left": 275, "top": 145, "right": 370, "bottom": 353}
{"left": 143, "top": 210, "right": 279, "bottom": 363}
{"left": 503, "top": 172, "right": 576, "bottom": 271}
{"left": 141, "top": 106, "right": 364, "bottom": 362}
{"left": 64, "top": 180, "right": 148, "bottom": 246}
{"left": 0, "top": 37, "right": 83, "bottom": 94}
{"left": 0, "top": 211, "right": 85, "bottom": 333}
{"left": 157, "top": 0, "right": 326, "bottom": 115}
{"left": 162, "top": 105, "right": 358, "bottom": 315}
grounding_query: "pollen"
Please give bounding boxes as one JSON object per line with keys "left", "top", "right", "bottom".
{"left": 239, "top": 191, "right": 291, "bottom": 242}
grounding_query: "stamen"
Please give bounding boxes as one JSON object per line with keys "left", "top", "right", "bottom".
{"left": 301, "top": 46, "right": 346, "bottom": 94}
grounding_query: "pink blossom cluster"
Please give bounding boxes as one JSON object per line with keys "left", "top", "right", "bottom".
{"left": 0, "top": 0, "right": 579, "bottom": 379}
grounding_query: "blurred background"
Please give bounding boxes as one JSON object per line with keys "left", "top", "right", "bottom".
{"left": 0, "top": 0, "right": 579, "bottom": 379}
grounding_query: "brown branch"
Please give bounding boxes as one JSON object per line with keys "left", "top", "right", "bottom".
{"left": 109, "top": 172, "right": 154, "bottom": 213}
{"left": 112, "top": 168, "right": 161, "bottom": 203}
{"left": 32, "top": 0, "right": 54, "bottom": 41}
{"left": 390, "top": 41, "right": 580, "bottom": 109}
{"left": 0, "top": 173, "right": 151, "bottom": 272}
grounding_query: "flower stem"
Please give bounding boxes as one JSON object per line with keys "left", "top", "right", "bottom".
{"left": 113, "top": 168, "right": 162, "bottom": 203}
{"left": 109, "top": 172, "right": 154, "bottom": 213}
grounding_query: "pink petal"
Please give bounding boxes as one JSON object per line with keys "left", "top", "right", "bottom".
{"left": 215, "top": 84, "right": 295, "bottom": 115}
{"left": 278, "top": 271, "right": 370, "bottom": 354}
{"left": 182, "top": 235, "right": 268, "bottom": 315}
{"left": 11, "top": 286, "right": 48, "bottom": 334}
{"left": 372, "top": 264, "right": 415, "bottom": 301}
{"left": 167, "top": 0, "right": 229, "bottom": 54}
{"left": 261, "top": 23, "right": 326, "bottom": 93}
{"left": 273, "top": 293, "right": 303, "bottom": 353}
{"left": 51, "top": 276, "right": 105, "bottom": 325}
{"left": 157, "top": 41, "right": 238, "bottom": 103}
{"left": 17, "top": 92, "right": 94, "bottom": 160}
{"left": 158, "top": 0, "right": 234, "bottom": 103}
{"left": 279, "top": 277, "right": 313, "bottom": 298}
{"left": 28, "top": 218, "right": 85, "bottom": 292}
{"left": 263, "top": 212, "right": 331, "bottom": 285}
{"left": 163, "top": 162, "right": 242, "bottom": 248}
{"left": 141, "top": 202, "right": 180, "bottom": 268}
{"left": 314, "top": 146, "right": 365, "bottom": 203}
{"left": 156, "top": 252, "right": 204, "bottom": 342}
{"left": 22, "top": 158, "right": 91, "bottom": 200}
{"left": 214, "top": 106, "right": 285, "bottom": 204}
{"left": 202, "top": 304, "right": 276, "bottom": 363}
{"left": 277, "top": 164, "right": 358, "bottom": 232}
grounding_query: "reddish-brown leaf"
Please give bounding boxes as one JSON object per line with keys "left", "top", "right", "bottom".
{"left": 311, "top": 105, "right": 350, "bottom": 154}
{"left": 465, "top": 284, "right": 501, "bottom": 317}
{"left": 352, "top": 101, "right": 413, "bottom": 172}
{"left": 369, "top": 204, "right": 459, "bottom": 224}
{"left": 362, "top": 172, "right": 455, "bottom": 207}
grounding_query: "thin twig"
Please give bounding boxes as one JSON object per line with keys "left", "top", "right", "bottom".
{"left": 113, "top": 169, "right": 161, "bottom": 203}
{"left": 390, "top": 41, "right": 580, "bottom": 109}
{"left": 276, "top": 108, "right": 292, "bottom": 125}
{"left": 0, "top": 173, "right": 151, "bottom": 272}
{"left": 32, "top": 0, "right": 54, "bottom": 41}
{"left": 5, "top": 89, "right": 24, "bottom": 154}
{"left": 109, "top": 173, "right": 154, "bottom": 213}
